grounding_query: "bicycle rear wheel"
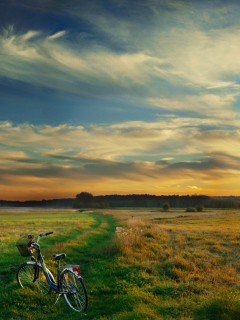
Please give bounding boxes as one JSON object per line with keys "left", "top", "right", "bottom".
{"left": 16, "top": 262, "right": 52, "bottom": 295}
{"left": 61, "top": 269, "right": 88, "bottom": 312}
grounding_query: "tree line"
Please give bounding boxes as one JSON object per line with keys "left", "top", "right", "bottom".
{"left": 1, "top": 193, "right": 240, "bottom": 209}
{"left": 73, "top": 192, "right": 240, "bottom": 209}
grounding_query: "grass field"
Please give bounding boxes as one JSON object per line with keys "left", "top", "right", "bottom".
{"left": 1, "top": 208, "right": 240, "bottom": 319}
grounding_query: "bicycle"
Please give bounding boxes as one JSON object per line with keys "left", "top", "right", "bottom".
{"left": 16, "top": 231, "right": 88, "bottom": 313}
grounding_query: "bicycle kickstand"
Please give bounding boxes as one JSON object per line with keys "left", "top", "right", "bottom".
{"left": 54, "top": 293, "right": 63, "bottom": 305}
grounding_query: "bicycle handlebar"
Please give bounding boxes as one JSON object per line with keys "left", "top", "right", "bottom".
{"left": 40, "top": 231, "right": 54, "bottom": 237}
{"left": 36, "top": 231, "right": 54, "bottom": 242}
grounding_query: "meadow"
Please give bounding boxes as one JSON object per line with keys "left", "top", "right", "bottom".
{"left": 1, "top": 208, "right": 240, "bottom": 319}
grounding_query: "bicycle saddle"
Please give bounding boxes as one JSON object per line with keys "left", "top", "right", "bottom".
{"left": 53, "top": 253, "right": 66, "bottom": 260}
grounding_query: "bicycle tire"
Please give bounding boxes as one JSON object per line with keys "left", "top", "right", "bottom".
{"left": 60, "top": 269, "right": 88, "bottom": 312}
{"left": 16, "top": 262, "right": 52, "bottom": 295}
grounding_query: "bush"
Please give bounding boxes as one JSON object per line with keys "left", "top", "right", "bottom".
{"left": 163, "top": 203, "right": 170, "bottom": 211}
{"left": 196, "top": 204, "right": 204, "bottom": 212}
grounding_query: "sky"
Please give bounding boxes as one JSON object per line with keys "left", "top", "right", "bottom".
{"left": 1, "top": 0, "right": 240, "bottom": 200}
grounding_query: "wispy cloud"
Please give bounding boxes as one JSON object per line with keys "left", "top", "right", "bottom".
{"left": 148, "top": 93, "right": 237, "bottom": 119}
{"left": 0, "top": 26, "right": 154, "bottom": 96}
{"left": 2, "top": 9, "right": 240, "bottom": 116}
{"left": 152, "top": 28, "right": 240, "bottom": 89}
{"left": 2, "top": 2, "right": 240, "bottom": 120}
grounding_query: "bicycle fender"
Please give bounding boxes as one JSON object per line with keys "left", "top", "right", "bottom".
{"left": 61, "top": 268, "right": 82, "bottom": 279}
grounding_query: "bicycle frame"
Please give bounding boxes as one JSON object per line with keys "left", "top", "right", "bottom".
{"left": 32, "top": 246, "right": 60, "bottom": 293}
{"left": 29, "top": 232, "right": 67, "bottom": 294}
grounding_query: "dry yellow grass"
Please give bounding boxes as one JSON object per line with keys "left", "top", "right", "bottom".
{"left": 110, "top": 209, "right": 240, "bottom": 318}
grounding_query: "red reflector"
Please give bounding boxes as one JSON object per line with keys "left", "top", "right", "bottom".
{"left": 72, "top": 267, "right": 79, "bottom": 272}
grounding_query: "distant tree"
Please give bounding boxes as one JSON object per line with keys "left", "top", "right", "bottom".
{"left": 76, "top": 192, "right": 94, "bottom": 203}
{"left": 73, "top": 192, "right": 110, "bottom": 209}
{"left": 73, "top": 192, "right": 94, "bottom": 208}
{"left": 162, "top": 202, "right": 170, "bottom": 211}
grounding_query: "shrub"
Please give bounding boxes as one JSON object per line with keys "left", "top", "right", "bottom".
{"left": 196, "top": 204, "right": 204, "bottom": 212}
{"left": 163, "top": 203, "right": 170, "bottom": 211}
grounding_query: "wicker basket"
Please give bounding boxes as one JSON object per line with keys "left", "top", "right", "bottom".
{"left": 16, "top": 235, "right": 35, "bottom": 257}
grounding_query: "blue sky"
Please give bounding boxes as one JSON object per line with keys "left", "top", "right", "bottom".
{"left": 1, "top": 0, "right": 240, "bottom": 200}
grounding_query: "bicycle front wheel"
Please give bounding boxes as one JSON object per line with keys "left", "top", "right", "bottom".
{"left": 16, "top": 262, "right": 51, "bottom": 295}
{"left": 61, "top": 269, "right": 88, "bottom": 312}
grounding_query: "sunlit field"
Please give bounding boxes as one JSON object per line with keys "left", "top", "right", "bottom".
{"left": 1, "top": 208, "right": 240, "bottom": 319}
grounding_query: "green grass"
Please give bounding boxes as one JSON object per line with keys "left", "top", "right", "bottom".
{"left": 1, "top": 208, "right": 240, "bottom": 319}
